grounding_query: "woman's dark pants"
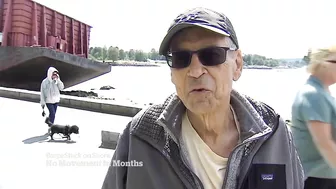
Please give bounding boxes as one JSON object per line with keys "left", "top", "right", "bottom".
{"left": 46, "top": 103, "right": 58, "bottom": 124}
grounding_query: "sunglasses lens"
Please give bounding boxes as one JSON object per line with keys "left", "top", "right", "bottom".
{"left": 166, "top": 47, "right": 229, "bottom": 68}
{"left": 170, "top": 51, "right": 191, "bottom": 68}
{"left": 198, "top": 47, "right": 227, "bottom": 66}
{"left": 328, "top": 60, "right": 336, "bottom": 64}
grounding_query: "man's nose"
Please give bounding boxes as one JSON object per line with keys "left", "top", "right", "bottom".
{"left": 187, "top": 54, "right": 206, "bottom": 78}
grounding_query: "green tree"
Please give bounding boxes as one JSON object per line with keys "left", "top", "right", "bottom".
{"left": 135, "top": 50, "right": 147, "bottom": 62}
{"left": 128, "top": 49, "right": 135, "bottom": 60}
{"left": 149, "top": 48, "right": 159, "bottom": 60}
{"left": 102, "top": 46, "right": 108, "bottom": 61}
{"left": 108, "top": 46, "right": 119, "bottom": 62}
{"left": 119, "top": 49, "right": 126, "bottom": 60}
{"left": 265, "top": 59, "right": 279, "bottom": 67}
{"left": 124, "top": 51, "right": 129, "bottom": 60}
{"left": 243, "top": 54, "right": 252, "bottom": 65}
{"left": 242, "top": 54, "right": 280, "bottom": 67}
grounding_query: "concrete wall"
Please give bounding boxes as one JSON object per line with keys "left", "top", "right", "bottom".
{"left": 0, "top": 86, "right": 143, "bottom": 117}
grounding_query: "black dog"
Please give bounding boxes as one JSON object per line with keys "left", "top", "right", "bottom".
{"left": 45, "top": 117, "right": 79, "bottom": 141}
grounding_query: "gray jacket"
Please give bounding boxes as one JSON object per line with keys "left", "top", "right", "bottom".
{"left": 102, "top": 90, "right": 304, "bottom": 189}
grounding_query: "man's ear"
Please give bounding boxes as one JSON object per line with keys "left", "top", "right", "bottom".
{"left": 233, "top": 50, "right": 243, "bottom": 81}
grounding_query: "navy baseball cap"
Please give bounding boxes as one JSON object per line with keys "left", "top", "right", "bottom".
{"left": 159, "top": 7, "right": 239, "bottom": 55}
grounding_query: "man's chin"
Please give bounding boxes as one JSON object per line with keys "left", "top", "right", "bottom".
{"left": 186, "top": 101, "right": 215, "bottom": 115}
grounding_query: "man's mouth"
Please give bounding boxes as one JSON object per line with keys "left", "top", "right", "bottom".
{"left": 191, "top": 88, "right": 209, "bottom": 92}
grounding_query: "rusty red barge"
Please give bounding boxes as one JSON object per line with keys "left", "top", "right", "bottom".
{"left": 0, "top": 0, "right": 111, "bottom": 91}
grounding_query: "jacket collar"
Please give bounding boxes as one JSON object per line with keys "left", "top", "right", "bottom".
{"left": 153, "top": 89, "right": 277, "bottom": 145}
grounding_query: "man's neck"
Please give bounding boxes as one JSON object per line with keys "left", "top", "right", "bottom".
{"left": 186, "top": 105, "right": 239, "bottom": 157}
{"left": 186, "top": 101, "right": 238, "bottom": 139}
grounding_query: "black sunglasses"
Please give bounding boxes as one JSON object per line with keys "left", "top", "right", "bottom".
{"left": 165, "top": 46, "right": 236, "bottom": 69}
{"left": 327, "top": 60, "right": 336, "bottom": 64}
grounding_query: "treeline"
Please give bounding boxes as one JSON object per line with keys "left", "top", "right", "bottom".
{"left": 244, "top": 53, "right": 309, "bottom": 68}
{"left": 89, "top": 46, "right": 165, "bottom": 62}
{"left": 89, "top": 46, "right": 308, "bottom": 68}
{"left": 243, "top": 54, "right": 280, "bottom": 67}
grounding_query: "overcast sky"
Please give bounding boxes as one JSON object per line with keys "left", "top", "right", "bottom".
{"left": 35, "top": 0, "right": 336, "bottom": 59}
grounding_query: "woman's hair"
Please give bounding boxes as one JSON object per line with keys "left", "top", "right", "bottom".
{"left": 307, "top": 45, "right": 336, "bottom": 74}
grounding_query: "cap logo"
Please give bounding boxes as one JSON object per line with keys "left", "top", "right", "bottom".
{"left": 175, "top": 13, "right": 198, "bottom": 24}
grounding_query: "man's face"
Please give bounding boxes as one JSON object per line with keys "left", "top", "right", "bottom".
{"left": 170, "top": 27, "right": 243, "bottom": 114}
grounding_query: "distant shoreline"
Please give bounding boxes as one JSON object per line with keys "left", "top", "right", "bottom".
{"left": 99, "top": 61, "right": 302, "bottom": 69}
{"left": 101, "top": 61, "right": 163, "bottom": 67}
{"left": 243, "top": 65, "right": 302, "bottom": 70}
{"left": 243, "top": 65, "right": 273, "bottom": 70}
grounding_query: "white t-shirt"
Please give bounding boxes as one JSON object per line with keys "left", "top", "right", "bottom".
{"left": 181, "top": 107, "right": 239, "bottom": 189}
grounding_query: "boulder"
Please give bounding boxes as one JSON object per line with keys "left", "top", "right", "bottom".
{"left": 100, "top": 85, "right": 115, "bottom": 90}
{"left": 61, "top": 90, "right": 98, "bottom": 97}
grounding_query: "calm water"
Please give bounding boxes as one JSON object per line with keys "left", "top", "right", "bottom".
{"left": 67, "top": 65, "right": 335, "bottom": 119}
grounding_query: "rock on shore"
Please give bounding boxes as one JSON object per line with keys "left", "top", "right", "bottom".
{"left": 60, "top": 88, "right": 155, "bottom": 107}
{"left": 61, "top": 90, "right": 98, "bottom": 97}
{"left": 99, "top": 85, "right": 115, "bottom": 90}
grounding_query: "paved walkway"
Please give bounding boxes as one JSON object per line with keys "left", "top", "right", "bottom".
{"left": 0, "top": 97, "right": 132, "bottom": 189}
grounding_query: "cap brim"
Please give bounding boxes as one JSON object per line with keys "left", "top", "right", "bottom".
{"left": 159, "top": 23, "right": 230, "bottom": 55}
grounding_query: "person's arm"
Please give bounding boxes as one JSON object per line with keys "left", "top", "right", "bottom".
{"left": 300, "top": 93, "right": 336, "bottom": 168}
{"left": 102, "top": 122, "right": 130, "bottom": 189}
{"left": 40, "top": 81, "right": 46, "bottom": 108}
{"left": 56, "top": 74, "right": 64, "bottom": 91}
{"left": 57, "top": 79, "right": 64, "bottom": 91}
{"left": 307, "top": 121, "right": 336, "bottom": 168}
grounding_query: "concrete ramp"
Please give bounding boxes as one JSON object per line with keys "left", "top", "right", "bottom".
{"left": 0, "top": 47, "right": 111, "bottom": 91}
{"left": 0, "top": 97, "right": 132, "bottom": 189}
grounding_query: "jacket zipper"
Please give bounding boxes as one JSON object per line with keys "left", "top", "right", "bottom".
{"left": 132, "top": 110, "right": 197, "bottom": 189}
{"left": 133, "top": 132, "right": 196, "bottom": 189}
{"left": 158, "top": 121, "right": 204, "bottom": 189}
{"left": 222, "top": 127, "right": 273, "bottom": 189}
{"left": 238, "top": 115, "right": 280, "bottom": 189}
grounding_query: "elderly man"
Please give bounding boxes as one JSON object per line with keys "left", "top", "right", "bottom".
{"left": 102, "top": 7, "right": 304, "bottom": 189}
